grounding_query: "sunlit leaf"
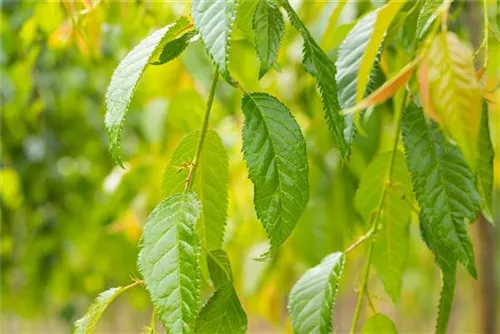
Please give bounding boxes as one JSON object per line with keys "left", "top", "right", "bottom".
{"left": 288, "top": 252, "right": 345, "bottom": 334}
{"left": 138, "top": 193, "right": 201, "bottom": 334}
{"left": 241, "top": 93, "right": 309, "bottom": 256}
{"left": 402, "top": 103, "right": 479, "bottom": 277}
{"left": 152, "top": 31, "right": 197, "bottom": 66}
{"left": 427, "top": 31, "right": 482, "bottom": 171}
{"left": 105, "top": 17, "right": 191, "bottom": 166}
{"left": 416, "top": 0, "right": 443, "bottom": 39}
{"left": 192, "top": 0, "right": 238, "bottom": 84}
{"left": 357, "top": 1, "right": 407, "bottom": 102}
{"left": 163, "top": 131, "right": 229, "bottom": 250}
{"left": 253, "top": 0, "right": 284, "bottom": 79}
{"left": 360, "top": 313, "right": 398, "bottom": 334}
{"left": 355, "top": 151, "right": 413, "bottom": 301}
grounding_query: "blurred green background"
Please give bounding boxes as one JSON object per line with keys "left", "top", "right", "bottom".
{"left": 1, "top": 1, "right": 499, "bottom": 333}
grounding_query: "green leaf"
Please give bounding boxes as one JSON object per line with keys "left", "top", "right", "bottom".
{"left": 281, "top": 1, "right": 349, "bottom": 158}
{"left": 427, "top": 31, "right": 482, "bottom": 171}
{"left": 192, "top": 0, "right": 238, "bottom": 84}
{"left": 360, "top": 313, "right": 398, "bottom": 334}
{"left": 401, "top": 103, "right": 480, "bottom": 277}
{"left": 354, "top": 151, "right": 413, "bottom": 302}
{"left": 253, "top": 0, "right": 285, "bottom": 79}
{"left": 416, "top": 0, "right": 443, "bottom": 39}
{"left": 195, "top": 285, "right": 247, "bottom": 334}
{"left": 241, "top": 93, "right": 309, "bottom": 255}
{"left": 477, "top": 102, "right": 494, "bottom": 222}
{"left": 138, "top": 193, "right": 201, "bottom": 334}
{"left": 357, "top": 1, "right": 406, "bottom": 102}
{"left": 163, "top": 131, "right": 229, "bottom": 250}
{"left": 74, "top": 285, "right": 137, "bottom": 334}
{"left": 152, "top": 31, "right": 197, "bottom": 66}
{"left": 196, "top": 249, "right": 247, "bottom": 334}
{"left": 288, "top": 252, "right": 345, "bottom": 334}
{"left": 105, "top": 17, "right": 191, "bottom": 166}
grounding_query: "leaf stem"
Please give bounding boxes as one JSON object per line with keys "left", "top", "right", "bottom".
{"left": 349, "top": 91, "right": 407, "bottom": 334}
{"left": 184, "top": 66, "right": 219, "bottom": 192}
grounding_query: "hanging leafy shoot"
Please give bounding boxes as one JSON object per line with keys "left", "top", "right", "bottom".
{"left": 241, "top": 93, "right": 309, "bottom": 256}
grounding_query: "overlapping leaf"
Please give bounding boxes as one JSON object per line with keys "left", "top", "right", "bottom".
{"left": 152, "top": 31, "right": 197, "bottom": 66}
{"left": 163, "top": 131, "right": 229, "bottom": 250}
{"left": 105, "top": 17, "right": 190, "bottom": 166}
{"left": 241, "top": 93, "right": 309, "bottom": 255}
{"left": 401, "top": 103, "right": 480, "bottom": 277}
{"left": 416, "top": 0, "right": 443, "bottom": 39}
{"left": 74, "top": 285, "right": 136, "bottom": 334}
{"left": 138, "top": 193, "right": 201, "bottom": 334}
{"left": 427, "top": 32, "right": 482, "bottom": 171}
{"left": 477, "top": 102, "right": 494, "bottom": 221}
{"left": 288, "top": 252, "right": 345, "bottom": 334}
{"left": 357, "top": 1, "right": 406, "bottom": 103}
{"left": 253, "top": 0, "right": 284, "bottom": 79}
{"left": 360, "top": 314, "right": 398, "bottom": 334}
{"left": 354, "top": 151, "right": 413, "bottom": 301}
{"left": 281, "top": 1, "right": 349, "bottom": 158}
{"left": 196, "top": 250, "right": 247, "bottom": 334}
{"left": 192, "top": 0, "right": 238, "bottom": 84}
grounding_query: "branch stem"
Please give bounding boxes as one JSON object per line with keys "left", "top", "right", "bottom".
{"left": 184, "top": 66, "right": 219, "bottom": 192}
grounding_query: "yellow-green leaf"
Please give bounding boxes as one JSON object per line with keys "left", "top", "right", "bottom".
{"left": 427, "top": 31, "right": 482, "bottom": 171}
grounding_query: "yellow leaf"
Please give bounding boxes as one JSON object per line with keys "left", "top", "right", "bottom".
{"left": 357, "top": 0, "right": 407, "bottom": 102}
{"left": 427, "top": 32, "right": 482, "bottom": 171}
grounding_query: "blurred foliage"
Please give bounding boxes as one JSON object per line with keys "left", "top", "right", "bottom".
{"left": 1, "top": 0, "right": 499, "bottom": 333}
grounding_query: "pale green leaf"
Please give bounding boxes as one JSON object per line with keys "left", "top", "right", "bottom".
{"left": 138, "top": 193, "right": 201, "bottom": 334}
{"left": 152, "top": 31, "right": 197, "bottom": 66}
{"left": 192, "top": 0, "right": 238, "bottom": 84}
{"left": 477, "top": 102, "right": 494, "bottom": 222}
{"left": 207, "top": 249, "right": 233, "bottom": 288}
{"left": 416, "top": 0, "right": 443, "bottom": 39}
{"left": 288, "top": 252, "right": 345, "bottom": 334}
{"left": 253, "top": 0, "right": 284, "bottom": 79}
{"left": 163, "top": 131, "right": 229, "bottom": 250}
{"left": 427, "top": 31, "right": 482, "bottom": 171}
{"left": 241, "top": 93, "right": 309, "bottom": 255}
{"left": 74, "top": 285, "right": 136, "bottom": 334}
{"left": 401, "top": 103, "right": 480, "bottom": 277}
{"left": 360, "top": 313, "right": 398, "bottom": 334}
{"left": 336, "top": 9, "right": 382, "bottom": 149}
{"left": 357, "top": 1, "right": 406, "bottom": 102}
{"left": 105, "top": 17, "right": 190, "bottom": 166}
{"left": 281, "top": 0, "right": 349, "bottom": 158}
{"left": 354, "top": 151, "right": 413, "bottom": 302}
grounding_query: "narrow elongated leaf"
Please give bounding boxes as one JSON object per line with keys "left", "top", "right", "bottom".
{"left": 138, "top": 193, "right": 201, "bottom": 334}
{"left": 152, "top": 31, "right": 197, "bottom": 66}
{"left": 196, "top": 250, "right": 247, "bottom": 334}
{"left": 354, "top": 151, "right": 413, "bottom": 301}
{"left": 105, "top": 17, "right": 190, "bottom": 166}
{"left": 192, "top": 0, "right": 238, "bottom": 84}
{"left": 427, "top": 32, "right": 482, "bottom": 171}
{"left": 253, "top": 0, "right": 284, "bottom": 79}
{"left": 357, "top": 1, "right": 406, "bottom": 102}
{"left": 74, "top": 285, "right": 138, "bottom": 334}
{"left": 416, "top": 0, "right": 443, "bottom": 39}
{"left": 477, "top": 102, "right": 494, "bottom": 222}
{"left": 401, "top": 104, "right": 480, "bottom": 277}
{"left": 281, "top": 1, "right": 349, "bottom": 158}
{"left": 288, "top": 252, "right": 345, "bottom": 334}
{"left": 163, "top": 131, "right": 229, "bottom": 250}
{"left": 360, "top": 314, "right": 398, "bottom": 334}
{"left": 242, "top": 93, "right": 309, "bottom": 255}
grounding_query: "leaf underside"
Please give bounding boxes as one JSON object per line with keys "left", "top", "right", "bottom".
{"left": 288, "top": 252, "right": 345, "bottom": 334}
{"left": 105, "top": 17, "right": 190, "bottom": 166}
{"left": 138, "top": 192, "right": 201, "bottom": 334}
{"left": 163, "top": 130, "right": 229, "bottom": 250}
{"left": 241, "top": 93, "right": 309, "bottom": 256}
